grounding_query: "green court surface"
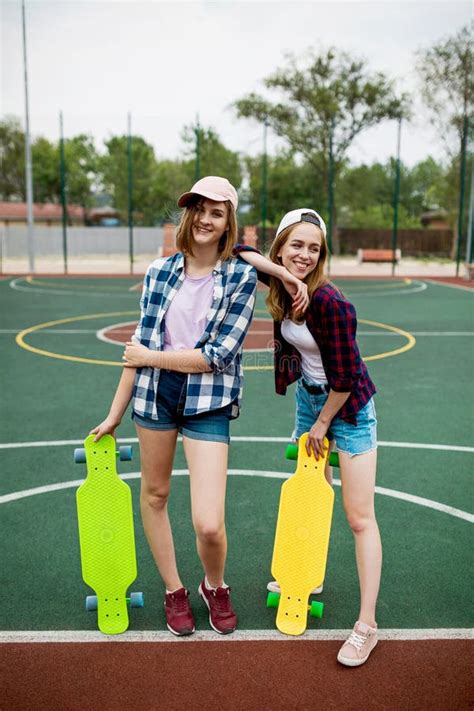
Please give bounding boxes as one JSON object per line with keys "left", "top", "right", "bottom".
{"left": 1, "top": 275, "right": 473, "bottom": 634}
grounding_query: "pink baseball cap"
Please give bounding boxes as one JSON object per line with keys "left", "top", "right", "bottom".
{"left": 177, "top": 176, "right": 238, "bottom": 211}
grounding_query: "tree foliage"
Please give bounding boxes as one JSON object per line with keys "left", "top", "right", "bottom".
{"left": 416, "top": 23, "right": 473, "bottom": 154}
{"left": 0, "top": 116, "right": 26, "bottom": 200}
{"left": 234, "top": 48, "right": 409, "bottom": 250}
{"left": 235, "top": 49, "right": 408, "bottom": 169}
{"left": 0, "top": 116, "right": 458, "bottom": 231}
{"left": 100, "top": 135, "right": 157, "bottom": 224}
{"left": 242, "top": 151, "right": 325, "bottom": 226}
{"left": 181, "top": 124, "right": 242, "bottom": 189}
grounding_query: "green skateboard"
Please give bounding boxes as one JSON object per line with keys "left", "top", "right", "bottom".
{"left": 74, "top": 434, "right": 143, "bottom": 634}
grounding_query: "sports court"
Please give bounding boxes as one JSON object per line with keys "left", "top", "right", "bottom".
{"left": 1, "top": 272, "right": 473, "bottom": 709}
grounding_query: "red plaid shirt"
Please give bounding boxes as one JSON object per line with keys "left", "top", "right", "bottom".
{"left": 234, "top": 245, "right": 376, "bottom": 424}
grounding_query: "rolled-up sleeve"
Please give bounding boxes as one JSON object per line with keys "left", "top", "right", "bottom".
{"left": 201, "top": 266, "right": 257, "bottom": 373}
{"left": 322, "top": 297, "right": 360, "bottom": 392}
{"left": 233, "top": 244, "right": 271, "bottom": 287}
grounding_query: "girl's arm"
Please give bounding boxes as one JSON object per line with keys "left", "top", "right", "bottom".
{"left": 123, "top": 266, "right": 257, "bottom": 373}
{"left": 90, "top": 367, "right": 137, "bottom": 441}
{"left": 235, "top": 248, "right": 308, "bottom": 314}
{"left": 306, "top": 390, "right": 351, "bottom": 459}
{"left": 122, "top": 343, "right": 211, "bottom": 373}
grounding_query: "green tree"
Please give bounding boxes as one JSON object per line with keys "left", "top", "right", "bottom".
{"left": 243, "top": 151, "right": 325, "bottom": 226}
{"left": 0, "top": 116, "right": 26, "bottom": 200}
{"left": 147, "top": 125, "right": 244, "bottom": 225}
{"left": 100, "top": 135, "right": 158, "bottom": 225}
{"left": 337, "top": 158, "right": 454, "bottom": 229}
{"left": 416, "top": 24, "right": 473, "bottom": 155}
{"left": 181, "top": 124, "right": 243, "bottom": 191}
{"left": 150, "top": 159, "right": 191, "bottom": 224}
{"left": 416, "top": 24, "right": 473, "bottom": 258}
{"left": 234, "top": 48, "right": 409, "bottom": 252}
{"left": 31, "top": 136, "right": 59, "bottom": 203}
{"left": 64, "top": 134, "right": 99, "bottom": 212}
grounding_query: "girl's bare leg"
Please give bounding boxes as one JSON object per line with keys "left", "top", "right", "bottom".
{"left": 136, "top": 425, "right": 182, "bottom": 591}
{"left": 182, "top": 437, "right": 229, "bottom": 588}
{"left": 339, "top": 448, "right": 382, "bottom": 627}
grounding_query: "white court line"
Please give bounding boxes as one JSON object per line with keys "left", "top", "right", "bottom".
{"left": 9, "top": 278, "right": 135, "bottom": 298}
{"left": 1, "top": 470, "right": 473, "bottom": 523}
{"left": 0, "top": 629, "right": 471, "bottom": 644}
{"left": 96, "top": 321, "right": 137, "bottom": 345}
{"left": 425, "top": 279, "right": 474, "bottom": 293}
{"left": 8, "top": 277, "right": 428, "bottom": 298}
{"left": 1, "top": 437, "right": 472, "bottom": 452}
{"left": 353, "top": 282, "right": 427, "bottom": 297}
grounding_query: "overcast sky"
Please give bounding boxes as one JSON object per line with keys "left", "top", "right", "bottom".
{"left": 1, "top": 0, "right": 471, "bottom": 168}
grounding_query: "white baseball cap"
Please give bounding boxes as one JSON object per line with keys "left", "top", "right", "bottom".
{"left": 177, "top": 176, "right": 238, "bottom": 211}
{"left": 276, "top": 208, "right": 327, "bottom": 238}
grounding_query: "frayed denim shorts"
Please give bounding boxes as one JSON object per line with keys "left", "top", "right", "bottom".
{"left": 292, "top": 379, "right": 377, "bottom": 457}
{"left": 132, "top": 370, "right": 232, "bottom": 445}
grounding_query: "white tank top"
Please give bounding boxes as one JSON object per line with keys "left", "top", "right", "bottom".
{"left": 281, "top": 318, "right": 327, "bottom": 385}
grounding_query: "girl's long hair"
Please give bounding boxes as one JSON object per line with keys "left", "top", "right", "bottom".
{"left": 266, "top": 223, "right": 329, "bottom": 322}
{"left": 175, "top": 197, "right": 238, "bottom": 261}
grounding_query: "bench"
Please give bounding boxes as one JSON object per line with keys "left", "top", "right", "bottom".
{"left": 357, "top": 248, "right": 401, "bottom": 263}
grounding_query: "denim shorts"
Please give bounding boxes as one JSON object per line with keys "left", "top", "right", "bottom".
{"left": 292, "top": 379, "right": 377, "bottom": 457}
{"left": 132, "top": 369, "right": 232, "bottom": 444}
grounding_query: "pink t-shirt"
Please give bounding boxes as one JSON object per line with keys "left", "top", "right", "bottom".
{"left": 163, "top": 272, "right": 214, "bottom": 351}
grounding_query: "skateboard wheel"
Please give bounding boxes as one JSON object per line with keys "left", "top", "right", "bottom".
{"left": 85, "top": 595, "right": 98, "bottom": 611}
{"left": 130, "top": 592, "right": 144, "bottom": 608}
{"left": 285, "top": 443, "right": 298, "bottom": 461}
{"left": 309, "top": 600, "right": 324, "bottom": 618}
{"left": 328, "top": 452, "right": 339, "bottom": 468}
{"left": 118, "top": 445, "right": 133, "bottom": 461}
{"left": 74, "top": 448, "right": 86, "bottom": 464}
{"left": 266, "top": 591, "right": 280, "bottom": 609}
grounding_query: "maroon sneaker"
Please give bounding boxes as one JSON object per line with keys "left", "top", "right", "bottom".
{"left": 164, "top": 587, "right": 195, "bottom": 636}
{"left": 198, "top": 579, "right": 237, "bottom": 634}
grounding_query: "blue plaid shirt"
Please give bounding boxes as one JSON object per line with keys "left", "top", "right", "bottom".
{"left": 132, "top": 252, "right": 257, "bottom": 420}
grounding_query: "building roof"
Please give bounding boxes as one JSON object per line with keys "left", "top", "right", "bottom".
{"left": 0, "top": 201, "right": 85, "bottom": 220}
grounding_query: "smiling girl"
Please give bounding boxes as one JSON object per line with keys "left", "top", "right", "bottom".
{"left": 90, "top": 178, "right": 307, "bottom": 638}
{"left": 235, "top": 208, "right": 381, "bottom": 666}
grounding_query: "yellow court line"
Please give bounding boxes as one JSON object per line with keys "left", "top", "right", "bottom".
{"left": 16, "top": 314, "right": 416, "bottom": 369}
{"left": 358, "top": 319, "right": 416, "bottom": 361}
{"left": 16, "top": 312, "right": 138, "bottom": 366}
{"left": 245, "top": 319, "right": 416, "bottom": 369}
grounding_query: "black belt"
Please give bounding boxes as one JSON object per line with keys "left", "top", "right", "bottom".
{"left": 302, "top": 380, "right": 330, "bottom": 395}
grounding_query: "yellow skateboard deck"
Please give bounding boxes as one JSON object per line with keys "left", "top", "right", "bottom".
{"left": 271, "top": 433, "right": 334, "bottom": 636}
{"left": 76, "top": 434, "right": 138, "bottom": 635}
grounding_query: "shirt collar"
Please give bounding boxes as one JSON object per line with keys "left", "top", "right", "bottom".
{"left": 178, "top": 252, "right": 224, "bottom": 276}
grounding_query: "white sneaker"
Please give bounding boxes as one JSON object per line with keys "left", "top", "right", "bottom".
{"left": 337, "top": 621, "right": 378, "bottom": 666}
{"left": 266, "top": 579, "right": 323, "bottom": 595}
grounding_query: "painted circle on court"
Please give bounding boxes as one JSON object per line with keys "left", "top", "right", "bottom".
{"left": 16, "top": 312, "right": 416, "bottom": 367}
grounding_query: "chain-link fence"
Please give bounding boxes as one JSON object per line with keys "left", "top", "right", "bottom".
{"left": 0, "top": 226, "right": 164, "bottom": 274}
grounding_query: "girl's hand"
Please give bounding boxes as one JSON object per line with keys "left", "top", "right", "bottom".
{"left": 281, "top": 270, "right": 309, "bottom": 314}
{"left": 306, "top": 418, "right": 329, "bottom": 460}
{"left": 90, "top": 416, "right": 120, "bottom": 442}
{"left": 123, "top": 341, "right": 153, "bottom": 368}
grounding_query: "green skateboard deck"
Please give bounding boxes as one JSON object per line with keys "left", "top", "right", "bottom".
{"left": 75, "top": 434, "right": 140, "bottom": 634}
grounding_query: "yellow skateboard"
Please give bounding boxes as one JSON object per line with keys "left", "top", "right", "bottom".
{"left": 74, "top": 434, "right": 144, "bottom": 635}
{"left": 267, "top": 433, "right": 335, "bottom": 636}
